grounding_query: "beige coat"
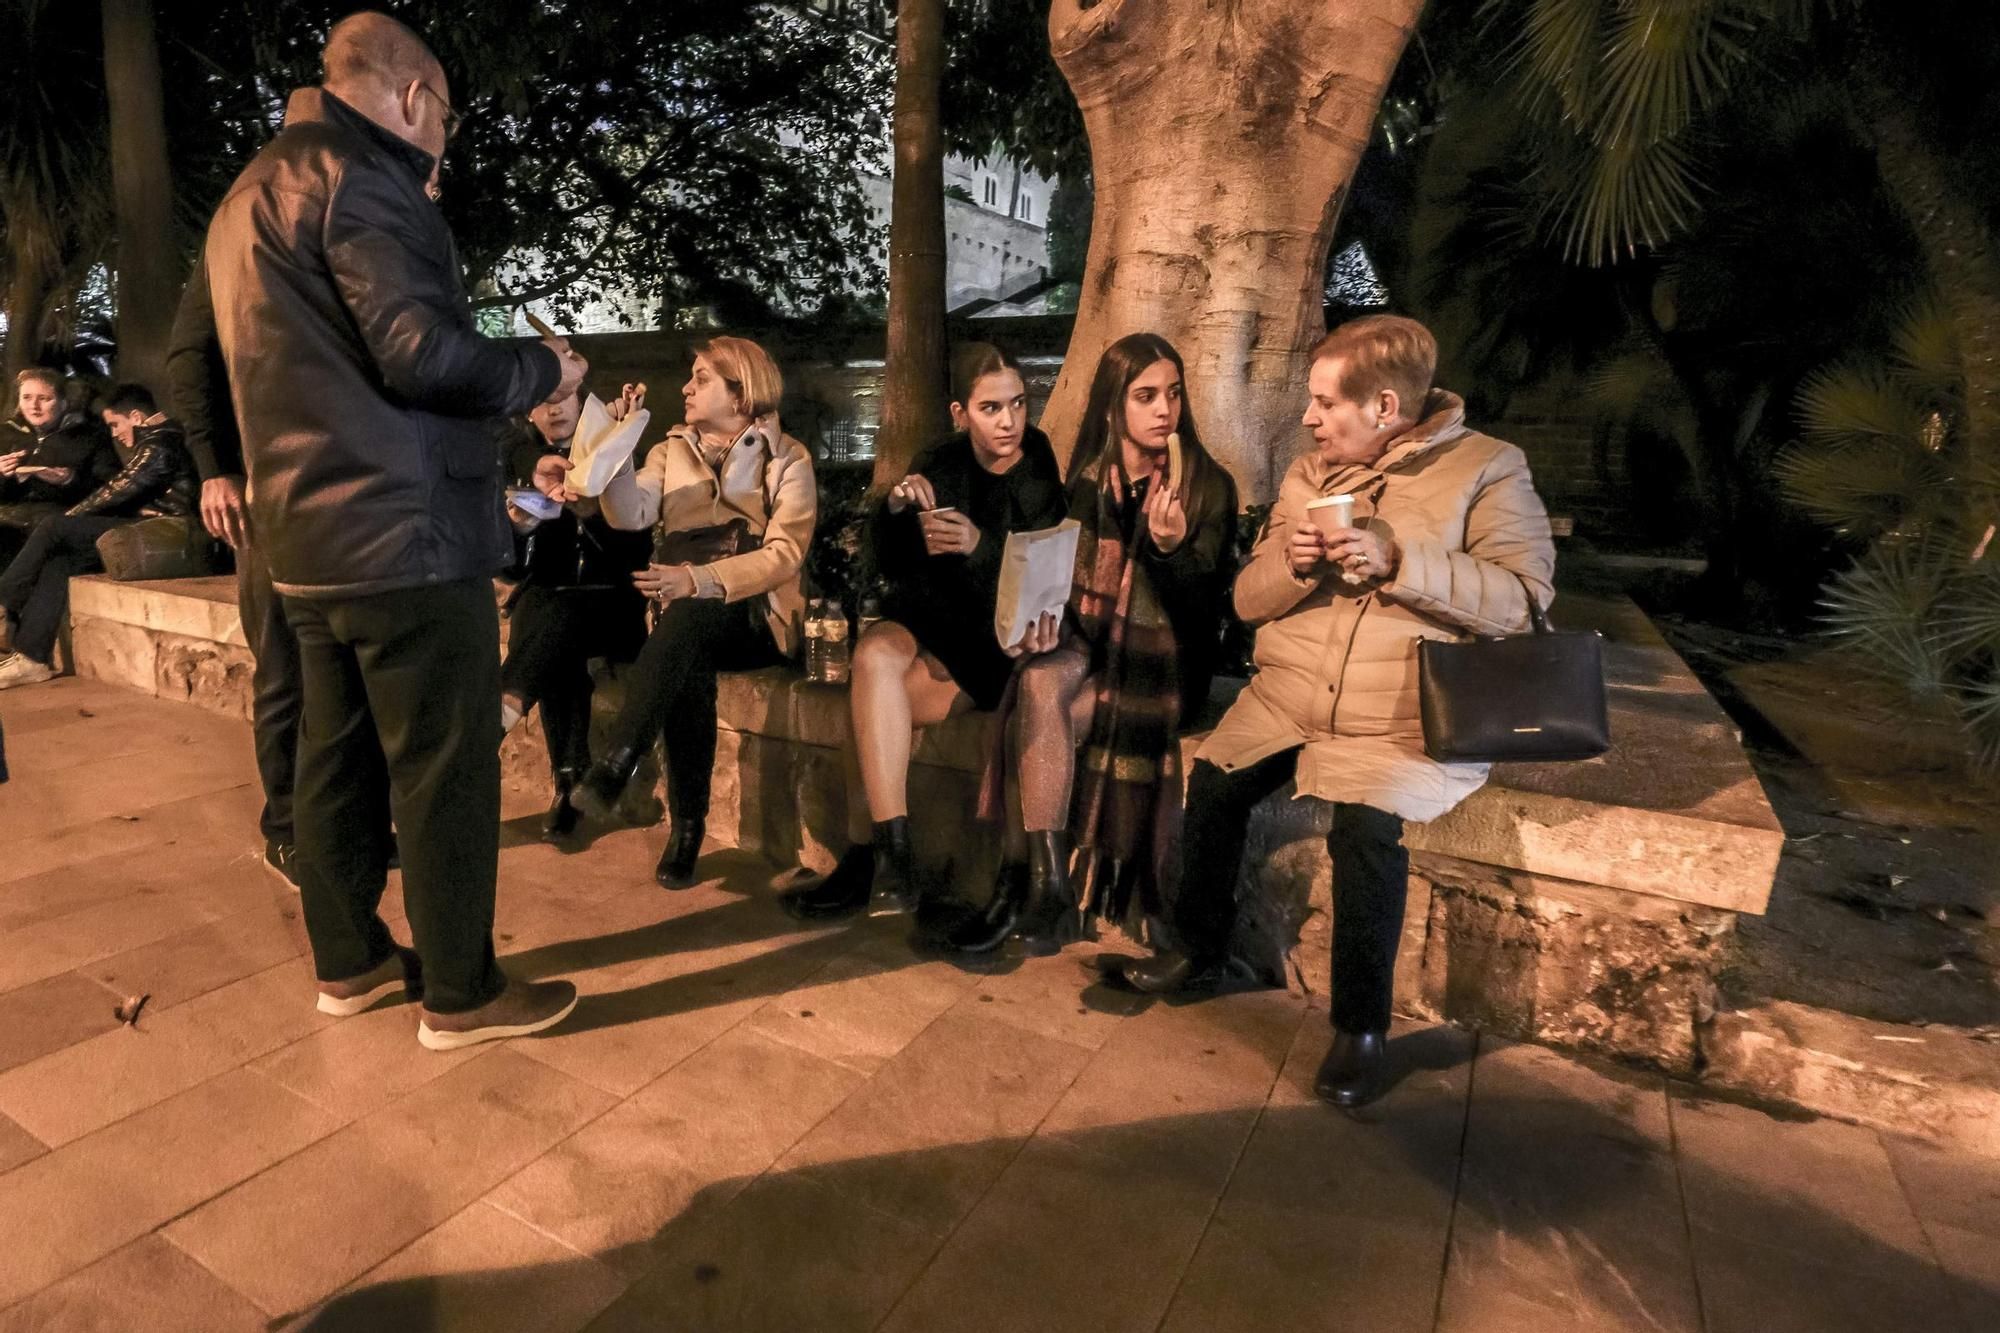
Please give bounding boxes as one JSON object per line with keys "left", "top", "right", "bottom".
{"left": 599, "top": 419, "right": 817, "bottom": 656}
{"left": 1196, "top": 391, "right": 1555, "bottom": 823}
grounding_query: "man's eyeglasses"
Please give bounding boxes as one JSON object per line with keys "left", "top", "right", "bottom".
{"left": 414, "top": 81, "right": 463, "bottom": 142}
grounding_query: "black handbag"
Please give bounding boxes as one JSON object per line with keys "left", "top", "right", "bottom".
{"left": 1416, "top": 576, "right": 1610, "bottom": 763}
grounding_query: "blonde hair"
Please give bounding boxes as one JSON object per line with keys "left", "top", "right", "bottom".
{"left": 1309, "top": 315, "right": 1437, "bottom": 417}
{"left": 696, "top": 336, "right": 783, "bottom": 420}
{"left": 15, "top": 367, "right": 61, "bottom": 394}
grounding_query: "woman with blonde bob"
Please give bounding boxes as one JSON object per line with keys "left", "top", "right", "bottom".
{"left": 568, "top": 336, "right": 817, "bottom": 886}
{"left": 1103, "top": 314, "right": 1556, "bottom": 1110}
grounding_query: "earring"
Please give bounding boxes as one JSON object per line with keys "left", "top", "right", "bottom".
{"left": 1376, "top": 420, "right": 1387, "bottom": 431}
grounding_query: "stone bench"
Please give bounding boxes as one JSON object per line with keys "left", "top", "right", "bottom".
{"left": 65, "top": 573, "right": 1782, "bottom": 1074}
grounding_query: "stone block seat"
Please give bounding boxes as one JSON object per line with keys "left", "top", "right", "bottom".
{"left": 63, "top": 573, "right": 1781, "bottom": 1074}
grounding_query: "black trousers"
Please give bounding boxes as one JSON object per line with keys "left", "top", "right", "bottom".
{"left": 1175, "top": 751, "right": 1409, "bottom": 1034}
{"left": 606, "top": 597, "right": 778, "bottom": 821}
{"left": 284, "top": 578, "right": 504, "bottom": 1015}
{"left": 0, "top": 514, "right": 126, "bottom": 663}
{"left": 237, "top": 544, "right": 303, "bottom": 846}
{"left": 500, "top": 584, "right": 642, "bottom": 778}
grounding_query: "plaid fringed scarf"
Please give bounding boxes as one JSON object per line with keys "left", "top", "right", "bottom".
{"left": 1066, "top": 465, "right": 1185, "bottom": 932}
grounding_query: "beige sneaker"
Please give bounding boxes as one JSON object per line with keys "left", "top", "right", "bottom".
{"left": 316, "top": 947, "right": 422, "bottom": 1017}
{"left": 418, "top": 978, "right": 578, "bottom": 1051}
{"left": 0, "top": 652, "right": 55, "bottom": 690}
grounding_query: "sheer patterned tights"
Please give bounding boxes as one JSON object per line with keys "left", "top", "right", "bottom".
{"left": 1013, "top": 645, "right": 1100, "bottom": 833}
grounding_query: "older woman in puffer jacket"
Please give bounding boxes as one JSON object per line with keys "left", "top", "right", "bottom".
{"left": 1104, "top": 315, "right": 1555, "bottom": 1110}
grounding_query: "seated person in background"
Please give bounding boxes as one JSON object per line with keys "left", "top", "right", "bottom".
{"left": 0, "top": 383, "right": 197, "bottom": 689}
{"left": 783, "top": 342, "right": 1066, "bottom": 922}
{"left": 0, "top": 367, "right": 117, "bottom": 563}
{"left": 958, "top": 332, "right": 1239, "bottom": 956}
{"left": 569, "top": 337, "right": 817, "bottom": 887}
{"left": 498, "top": 383, "right": 654, "bottom": 842}
{"left": 1102, "top": 315, "right": 1555, "bottom": 1109}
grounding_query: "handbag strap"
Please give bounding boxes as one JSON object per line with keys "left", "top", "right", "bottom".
{"left": 1510, "top": 569, "right": 1551, "bottom": 635}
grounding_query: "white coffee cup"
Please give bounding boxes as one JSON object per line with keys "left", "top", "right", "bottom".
{"left": 1306, "top": 493, "right": 1356, "bottom": 535}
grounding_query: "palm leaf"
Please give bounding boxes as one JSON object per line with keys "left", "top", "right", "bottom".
{"left": 1773, "top": 436, "right": 1948, "bottom": 536}
{"left": 1547, "top": 132, "right": 1705, "bottom": 264}
{"left": 1595, "top": 0, "right": 1758, "bottom": 149}
{"left": 1929, "top": 562, "right": 2000, "bottom": 661}
{"left": 1794, "top": 365, "right": 1927, "bottom": 447}
{"left": 1888, "top": 298, "right": 1962, "bottom": 403}
{"left": 1817, "top": 540, "right": 1956, "bottom": 695}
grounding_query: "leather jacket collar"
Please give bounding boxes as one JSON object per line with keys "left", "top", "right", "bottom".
{"left": 283, "top": 86, "right": 437, "bottom": 186}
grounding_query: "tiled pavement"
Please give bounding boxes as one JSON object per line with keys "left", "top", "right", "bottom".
{"left": 1, "top": 675, "right": 1996, "bottom": 1332}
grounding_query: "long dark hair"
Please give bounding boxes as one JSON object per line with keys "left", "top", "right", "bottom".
{"left": 949, "top": 341, "right": 1024, "bottom": 406}
{"left": 1064, "top": 332, "right": 1218, "bottom": 504}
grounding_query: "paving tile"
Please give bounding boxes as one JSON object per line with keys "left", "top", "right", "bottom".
{"left": 777, "top": 1007, "right": 1093, "bottom": 1232}
{"left": 879, "top": 1132, "right": 1228, "bottom": 1333}
{"left": 0, "top": 1067, "right": 340, "bottom": 1308}
{"left": 744, "top": 937, "right": 982, "bottom": 1074}
{"left": 251, "top": 994, "right": 479, "bottom": 1124}
{"left": 963, "top": 948, "right": 1145, "bottom": 1051}
{"left": 0, "top": 876, "right": 235, "bottom": 996}
{"left": 165, "top": 1047, "right": 614, "bottom": 1318}
{"left": 0, "top": 781, "right": 264, "bottom": 890}
{"left": 1692, "top": 1226, "right": 1963, "bottom": 1333}
{"left": 490, "top": 1025, "right": 864, "bottom": 1278}
{"left": 1884, "top": 1134, "right": 2000, "bottom": 1240}
{"left": 0, "top": 971, "right": 122, "bottom": 1073}
{"left": 1928, "top": 1221, "right": 2000, "bottom": 1333}
{"left": 0, "top": 958, "right": 334, "bottom": 1146}
{"left": 1671, "top": 1088, "right": 1936, "bottom": 1276}
{"left": 10, "top": 734, "right": 251, "bottom": 837}
{"left": 298, "top": 1201, "right": 628, "bottom": 1333}
{"left": 586, "top": 1171, "right": 935, "bottom": 1333}
{"left": 84, "top": 901, "right": 308, "bottom": 1011}
{"left": 0, "top": 1111, "right": 44, "bottom": 1173}
{"left": 0, "top": 1234, "right": 268, "bottom": 1333}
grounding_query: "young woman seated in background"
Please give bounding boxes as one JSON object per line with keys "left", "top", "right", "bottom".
{"left": 783, "top": 342, "right": 1066, "bottom": 922}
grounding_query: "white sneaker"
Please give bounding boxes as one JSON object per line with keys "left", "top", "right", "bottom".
{"left": 0, "top": 653, "right": 55, "bottom": 690}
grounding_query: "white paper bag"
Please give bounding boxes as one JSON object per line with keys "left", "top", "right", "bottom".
{"left": 567, "top": 394, "right": 650, "bottom": 496}
{"left": 992, "top": 519, "right": 1081, "bottom": 650}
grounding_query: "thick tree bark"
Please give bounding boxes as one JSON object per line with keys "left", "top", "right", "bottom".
{"left": 873, "top": 0, "right": 948, "bottom": 489}
{"left": 2, "top": 263, "right": 60, "bottom": 381}
{"left": 101, "top": 0, "right": 180, "bottom": 390}
{"left": 1044, "top": 0, "right": 1426, "bottom": 501}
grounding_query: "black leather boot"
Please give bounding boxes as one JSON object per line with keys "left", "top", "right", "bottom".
{"left": 781, "top": 844, "right": 877, "bottom": 921}
{"left": 1014, "top": 831, "right": 1076, "bottom": 957}
{"left": 655, "top": 817, "right": 705, "bottom": 888}
{"left": 541, "top": 768, "right": 582, "bottom": 842}
{"left": 1103, "top": 948, "right": 1200, "bottom": 994}
{"left": 570, "top": 745, "right": 641, "bottom": 822}
{"left": 941, "top": 861, "right": 1029, "bottom": 954}
{"left": 1313, "top": 1029, "right": 1391, "bottom": 1108}
{"left": 870, "top": 816, "right": 923, "bottom": 914}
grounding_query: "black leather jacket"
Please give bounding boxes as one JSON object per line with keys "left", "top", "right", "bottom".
{"left": 502, "top": 419, "right": 653, "bottom": 592}
{"left": 199, "top": 86, "right": 560, "bottom": 599}
{"left": 1, "top": 410, "right": 116, "bottom": 508}
{"left": 68, "top": 418, "right": 198, "bottom": 519}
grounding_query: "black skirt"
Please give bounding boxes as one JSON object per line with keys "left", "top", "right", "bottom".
{"left": 883, "top": 589, "right": 1017, "bottom": 712}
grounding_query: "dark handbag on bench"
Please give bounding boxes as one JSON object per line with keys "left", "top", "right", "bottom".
{"left": 652, "top": 516, "right": 759, "bottom": 567}
{"left": 1417, "top": 574, "right": 1610, "bottom": 764}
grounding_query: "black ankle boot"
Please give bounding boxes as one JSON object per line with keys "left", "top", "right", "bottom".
{"left": 1014, "top": 831, "right": 1076, "bottom": 957}
{"left": 870, "top": 816, "right": 923, "bottom": 914}
{"left": 1313, "top": 1028, "right": 1391, "bottom": 1108}
{"left": 782, "top": 844, "right": 877, "bottom": 920}
{"left": 541, "top": 768, "right": 582, "bottom": 842}
{"left": 942, "top": 861, "right": 1029, "bottom": 954}
{"left": 1104, "top": 948, "right": 1200, "bottom": 994}
{"left": 571, "top": 746, "right": 641, "bottom": 822}
{"left": 655, "top": 817, "right": 705, "bottom": 888}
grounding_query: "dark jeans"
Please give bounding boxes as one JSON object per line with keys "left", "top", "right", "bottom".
{"left": 284, "top": 578, "right": 504, "bottom": 1015}
{"left": 1175, "top": 751, "right": 1409, "bottom": 1033}
{"left": 0, "top": 514, "right": 127, "bottom": 662}
{"left": 608, "top": 597, "right": 778, "bottom": 821}
{"left": 500, "top": 584, "right": 643, "bottom": 778}
{"left": 0, "top": 501, "right": 68, "bottom": 568}
{"left": 237, "top": 544, "right": 302, "bottom": 845}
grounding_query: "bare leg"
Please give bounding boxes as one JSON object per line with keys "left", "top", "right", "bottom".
{"left": 1013, "top": 646, "right": 1098, "bottom": 833}
{"left": 848, "top": 621, "right": 971, "bottom": 834}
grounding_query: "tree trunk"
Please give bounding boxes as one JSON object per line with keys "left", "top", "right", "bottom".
{"left": 101, "top": 0, "right": 180, "bottom": 390}
{"left": 2, "top": 262, "right": 60, "bottom": 381}
{"left": 873, "top": 0, "right": 948, "bottom": 489}
{"left": 1044, "top": 0, "right": 1426, "bottom": 502}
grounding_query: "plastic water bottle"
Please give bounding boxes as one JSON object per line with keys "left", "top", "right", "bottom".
{"left": 804, "top": 598, "right": 826, "bottom": 682}
{"left": 821, "top": 598, "right": 851, "bottom": 684}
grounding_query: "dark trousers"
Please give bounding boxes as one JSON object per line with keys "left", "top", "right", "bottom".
{"left": 0, "top": 501, "right": 68, "bottom": 568}
{"left": 607, "top": 598, "right": 777, "bottom": 821}
{"left": 0, "top": 514, "right": 126, "bottom": 663}
{"left": 237, "top": 544, "right": 302, "bottom": 845}
{"left": 1175, "top": 751, "right": 1409, "bottom": 1033}
{"left": 500, "top": 585, "right": 641, "bottom": 778}
{"left": 284, "top": 578, "right": 504, "bottom": 1015}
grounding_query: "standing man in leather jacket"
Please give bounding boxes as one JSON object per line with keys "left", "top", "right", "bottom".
{"left": 0, "top": 384, "right": 197, "bottom": 690}
{"left": 201, "top": 11, "right": 587, "bottom": 1048}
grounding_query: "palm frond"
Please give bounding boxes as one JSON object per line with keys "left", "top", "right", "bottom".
{"left": 1498, "top": 0, "right": 1610, "bottom": 125}
{"left": 1773, "top": 436, "right": 1949, "bottom": 536}
{"left": 1547, "top": 132, "right": 1705, "bottom": 264}
{"left": 1928, "top": 562, "right": 2000, "bottom": 660}
{"left": 1888, "top": 298, "right": 1962, "bottom": 403}
{"left": 1817, "top": 540, "right": 1957, "bottom": 695}
{"left": 1595, "top": 0, "right": 1758, "bottom": 149}
{"left": 1794, "top": 365, "right": 1928, "bottom": 447}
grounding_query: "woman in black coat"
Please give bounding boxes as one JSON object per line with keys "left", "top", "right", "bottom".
{"left": 784, "top": 343, "right": 1066, "bottom": 921}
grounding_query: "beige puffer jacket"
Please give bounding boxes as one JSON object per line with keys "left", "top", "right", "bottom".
{"left": 1195, "top": 391, "right": 1555, "bottom": 822}
{"left": 599, "top": 418, "right": 817, "bottom": 656}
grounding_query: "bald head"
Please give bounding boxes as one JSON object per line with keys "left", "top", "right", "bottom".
{"left": 321, "top": 11, "right": 451, "bottom": 159}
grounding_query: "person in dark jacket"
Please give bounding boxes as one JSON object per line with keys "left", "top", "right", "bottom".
{"left": 0, "top": 384, "right": 197, "bottom": 689}
{"left": 783, "top": 343, "right": 1066, "bottom": 924}
{"left": 497, "top": 386, "right": 653, "bottom": 843}
{"left": 0, "top": 368, "right": 117, "bottom": 563}
{"left": 200, "top": 11, "right": 585, "bottom": 1049}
